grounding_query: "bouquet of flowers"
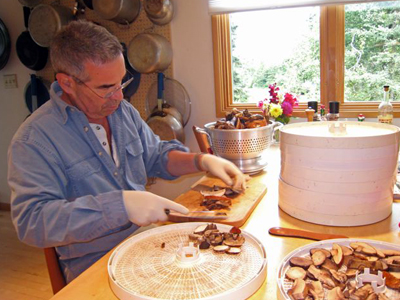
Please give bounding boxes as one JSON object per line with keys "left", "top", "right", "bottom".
{"left": 257, "top": 83, "right": 298, "bottom": 125}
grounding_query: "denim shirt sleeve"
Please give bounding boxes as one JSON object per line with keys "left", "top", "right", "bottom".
{"left": 8, "top": 135, "right": 130, "bottom": 248}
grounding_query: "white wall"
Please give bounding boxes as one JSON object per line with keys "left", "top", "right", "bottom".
{"left": 0, "top": 1, "right": 32, "bottom": 203}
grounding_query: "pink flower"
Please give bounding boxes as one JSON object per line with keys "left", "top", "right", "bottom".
{"left": 281, "top": 101, "right": 293, "bottom": 116}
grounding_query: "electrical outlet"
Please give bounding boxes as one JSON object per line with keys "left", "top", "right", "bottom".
{"left": 4, "top": 74, "right": 18, "bottom": 89}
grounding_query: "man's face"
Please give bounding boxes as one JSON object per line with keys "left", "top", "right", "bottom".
{"left": 68, "top": 54, "right": 127, "bottom": 121}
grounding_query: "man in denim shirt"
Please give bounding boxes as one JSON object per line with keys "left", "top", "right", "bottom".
{"left": 7, "top": 21, "right": 248, "bottom": 283}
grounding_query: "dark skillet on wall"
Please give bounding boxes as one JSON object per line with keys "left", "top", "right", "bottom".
{"left": 24, "top": 74, "right": 50, "bottom": 113}
{"left": 121, "top": 42, "right": 141, "bottom": 100}
{"left": 16, "top": 6, "right": 48, "bottom": 71}
{"left": 0, "top": 18, "right": 11, "bottom": 70}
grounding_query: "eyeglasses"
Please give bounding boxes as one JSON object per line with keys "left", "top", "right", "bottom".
{"left": 71, "top": 72, "right": 134, "bottom": 99}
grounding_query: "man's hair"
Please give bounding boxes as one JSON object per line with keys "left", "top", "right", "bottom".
{"left": 50, "top": 20, "right": 122, "bottom": 80}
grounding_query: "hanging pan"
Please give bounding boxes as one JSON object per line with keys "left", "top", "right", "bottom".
{"left": 92, "top": 0, "right": 141, "bottom": 25}
{"left": 0, "top": 18, "right": 11, "bottom": 70}
{"left": 28, "top": 4, "right": 74, "bottom": 48}
{"left": 121, "top": 42, "right": 141, "bottom": 100}
{"left": 127, "top": 33, "right": 172, "bottom": 74}
{"left": 16, "top": 6, "right": 48, "bottom": 71}
{"left": 24, "top": 74, "right": 50, "bottom": 113}
{"left": 144, "top": 0, "right": 174, "bottom": 26}
{"left": 146, "top": 73, "right": 184, "bottom": 142}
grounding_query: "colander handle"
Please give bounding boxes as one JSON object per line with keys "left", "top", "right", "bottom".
{"left": 272, "top": 122, "right": 284, "bottom": 143}
{"left": 192, "top": 126, "right": 213, "bottom": 154}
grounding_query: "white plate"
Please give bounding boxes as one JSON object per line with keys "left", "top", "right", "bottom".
{"left": 277, "top": 238, "right": 400, "bottom": 300}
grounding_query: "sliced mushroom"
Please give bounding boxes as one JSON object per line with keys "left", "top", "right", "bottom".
{"left": 289, "top": 278, "right": 309, "bottom": 300}
{"left": 308, "top": 281, "right": 324, "bottom": 300}
{"left": 213, "top": 245, "right": 230, "bottom": 253}
{"left": 194, "top": 224, "right": 209, "bottom": 235}
{"left": 289, "top": 257, "right": 313, "bottom": 269}
{"left": 322, "top": 258, "right": 339, "bottom": 272}
{"left": 223, "top": 235, "right": 245, "bottom": 247}
{"left": 329, "top": 269, "right": 347, "bottom": 284}
{"left": 312, "top": 250, "right": 327, "bottom": 266}
{"left": 382, "top": 249, "right": 400, "bottom": 256}
{"left": 310, "top": 248, "right": 332, "bottom": 258}
{"left": 200, "top": 189, "right": 226, "bottom": 197}
{"left": 226, "top": 247, "right": 241, "bottom": 255}
{"left": 286, "top": 267, "right": 307, "bottom": 281}
{"left": 308, "top": 265, "right": 337, "bottom": 289}
{"left": 345, "top": 269, "right": 358, "bottom": 278}
{"left": 327, "top": 286, "right": 346, "bottom": 300}
{"left": 382, "top": 270, "right": 400, "bottom": 289}
{"left": 340, "top": 244, "right": 354, "bottom": 256}
{"left": 365, "top": 293, "right": 378, "bottom": 300}
{"left": 331, "top": 243, "right": 344, "bottom": 265}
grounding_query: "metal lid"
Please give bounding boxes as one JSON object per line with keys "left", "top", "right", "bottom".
{"left": 92, "top": 0, "right": 123, "bottom": 19}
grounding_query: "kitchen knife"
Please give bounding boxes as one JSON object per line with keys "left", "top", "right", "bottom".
{"left": 165, "top": 209, "right": 228, "bottom": 220}
{"left": 268, "top": 227, "right": 348, "bottom": 241}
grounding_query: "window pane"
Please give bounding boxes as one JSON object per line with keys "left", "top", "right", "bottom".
{"left": 230, "top": 7, "right": 320, "bottom": 104}
{"left": 344, "top": 1, "right": 400, "bottom": 102}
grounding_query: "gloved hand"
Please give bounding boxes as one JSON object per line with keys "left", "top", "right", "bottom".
{"left": 122, "top": 191, "right": 189, "bottom": 226}
{"left": 199, "top": 154, "right": 250, "bottom": 190}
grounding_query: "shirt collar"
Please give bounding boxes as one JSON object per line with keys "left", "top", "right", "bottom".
{"left": 50, "top": 81, "right": 76, "bottom": 124}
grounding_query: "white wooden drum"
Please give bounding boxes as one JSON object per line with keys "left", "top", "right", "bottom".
{"left": 279, "top": 121, "right": 400, "bottom": 226}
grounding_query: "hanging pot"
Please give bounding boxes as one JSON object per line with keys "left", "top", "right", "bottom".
{"left": 92, "top": 0, "right": 141, "bottom": 25}
{"left": 121, "top": 42, "right": 141, "bottom": 100}
{"left": 0, "top": 18, "right": 11, "bottom": 71}
{"left": 16, "top": 6, "right": 48, "bottom": 71}
{"left": 144, "top": 0, "right": 174, "bottom": 26}
{"left": 127, "top": 33, "right": 172, "bottom": 74}
{"left": 146, "top": 73, "right": 184, "bottom": 142}
{"left": 28, "top": 4, "right": 74, "bottom": 48}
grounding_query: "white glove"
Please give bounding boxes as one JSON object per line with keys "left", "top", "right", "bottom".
{"left": 122, "top": 191, "right": 189, "bottom": 226}
{"left": 199, "top": 154, "right": 250, "bottom": 190}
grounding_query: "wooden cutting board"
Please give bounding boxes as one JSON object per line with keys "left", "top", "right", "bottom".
{"left": 168, "top": 172, "right": 267, "bottom": 227}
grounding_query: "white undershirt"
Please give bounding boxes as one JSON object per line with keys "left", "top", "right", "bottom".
{"left": 89, "top": 123, "right": 119, "bottom": 167}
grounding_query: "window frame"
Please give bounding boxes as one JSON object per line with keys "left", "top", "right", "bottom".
{"left": 211, "top": 5, "right": 400, "bottom": 118}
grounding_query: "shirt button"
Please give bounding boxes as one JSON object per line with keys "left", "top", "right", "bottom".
{"left": 102, "top": 142, "right": 107, "bottom": 146}
{"left": 96, "top": 126, "right": 101, "bottom": 130}
{"left": 98, "top": 151, "right": 103, "bottom": 156}
{"left": 84, "top": 126, "right": 89, "bottom": 132}
{"left": 114, "top": 172, "right": 118, "bottom": 176}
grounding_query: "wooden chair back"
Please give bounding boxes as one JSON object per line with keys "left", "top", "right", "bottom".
{"left": 43, "top": 247, "right": 66, "bottom": 294}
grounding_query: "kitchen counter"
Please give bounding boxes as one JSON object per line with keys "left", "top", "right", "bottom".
{"left": 49, "top": 144, "right": 400, "bottom": 300}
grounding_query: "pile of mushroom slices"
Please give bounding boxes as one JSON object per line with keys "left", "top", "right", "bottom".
{"left": 199, "top": 186, "right": 242, "bottom": 212}
{"left": 214, "top": 108, "right": 268, "bottom": 130}
{"left": 188, "top": 223, "right": 245, "bottom": 255}
{"left": 285, "top": 242, "right": 400, "bottom": 300}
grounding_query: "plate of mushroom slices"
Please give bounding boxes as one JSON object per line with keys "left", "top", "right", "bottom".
{"left": 277, "top": 239, "right": 400, "bottom": 300}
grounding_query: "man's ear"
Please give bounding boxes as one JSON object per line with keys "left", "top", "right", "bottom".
{"left": 56, "top": 73, "right": 76, "bottom": 95}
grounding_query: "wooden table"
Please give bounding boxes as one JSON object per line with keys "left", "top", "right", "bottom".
{"left": 50, "top": 145, "right": 400, "bottom": 300}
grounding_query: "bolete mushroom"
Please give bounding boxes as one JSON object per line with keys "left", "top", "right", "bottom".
{"left": 331, "top": 243, "right": 344, "bottom": 265}
{"left": 327, "top": 286, "right": 346, "bottom": 300}
{"left": 286, "top": 267, "right": 307, "bottom": 281}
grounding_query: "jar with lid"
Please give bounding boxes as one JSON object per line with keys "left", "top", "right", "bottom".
{"left": 307, "top": 101, "right": 321, "bottom": 121}
{"left": 326, "top": 101, "right": 340, "bottom": 121}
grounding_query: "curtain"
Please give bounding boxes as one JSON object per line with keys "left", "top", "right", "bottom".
{"left": 208, "top": 0, "right": 397, "bottom": 14}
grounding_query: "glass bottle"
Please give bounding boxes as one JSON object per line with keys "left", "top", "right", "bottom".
{"left": 326, "top": 101, "right": 340, "bottom": 121}
{"left": 378, "top": 85, "right": 393, "bottom": 124}
{"left": 320, "top": 104, "right": 327, "bottom": 121}
{"left": 307, "top": 101, "right": 321, "bottom": 121}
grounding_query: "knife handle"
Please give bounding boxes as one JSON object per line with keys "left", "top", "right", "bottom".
{"left": 268, "top": 227, "right": 348, "bottom": 241}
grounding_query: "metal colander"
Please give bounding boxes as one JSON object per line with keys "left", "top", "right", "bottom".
{"left": 201, "top": 122, "right": 281, "bottom": 160}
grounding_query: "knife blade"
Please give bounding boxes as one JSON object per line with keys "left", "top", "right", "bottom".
{"left": 165, "top": 209, "right": 228, "bottom": 220}
{"left": 268, "top": 227, "right": 348, "bottom": 241}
